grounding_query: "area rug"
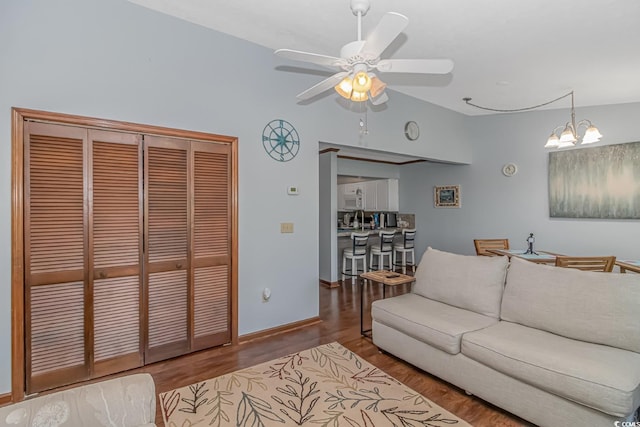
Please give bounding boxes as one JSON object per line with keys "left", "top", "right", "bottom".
{"left": 160, "top": 342, "right": 471, "bottom": 426}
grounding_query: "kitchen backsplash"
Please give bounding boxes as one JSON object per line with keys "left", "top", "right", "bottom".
{"left": 338, "top": 211, "right": 414, "bottom": 229}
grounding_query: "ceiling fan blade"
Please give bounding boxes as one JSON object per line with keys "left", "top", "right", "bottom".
{"left": 296, "top": 71, "right": 349, "bottom": 100}
{"left": 361, "top": 12, "right": 409, "bottom": 58}
{"left": 370, "top": 91, "right": 389, "bottom": 106}
{"left": 376, "top": 58, "right": 454, "bottom": 74}
{"left": 275, "top": 49, "right": 346, "bottom": 69}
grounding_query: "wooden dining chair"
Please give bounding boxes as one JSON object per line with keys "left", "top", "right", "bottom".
{"left": 474, "top": 239, "right": 510, "bottom": 256}
{"left": 555, "top": 256, "right": 616, "bottom": 272}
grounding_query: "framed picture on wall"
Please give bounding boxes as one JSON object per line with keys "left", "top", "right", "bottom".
{"left": 434, "top": 185, "right": 461, "bottom": 208}
{"left": 548, "top": 141, "right": 640, "bottom": 219}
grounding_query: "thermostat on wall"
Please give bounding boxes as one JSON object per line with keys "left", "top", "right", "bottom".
{"left": 287, "top": 186, "right": 299, "bottom": 195}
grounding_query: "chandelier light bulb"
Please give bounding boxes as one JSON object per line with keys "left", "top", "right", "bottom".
{"left": 559, "top": 125, "right": 577, "bottom": 144}
{"left": 544, "top": 133, "right": 560, "bottom": 148}
{"left": 581, "top": 125, "right": 603, "bottom": 144}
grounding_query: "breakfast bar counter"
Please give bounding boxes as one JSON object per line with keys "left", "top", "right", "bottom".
{"left": 337, "top": 227, "right": 403, "bottom": 238}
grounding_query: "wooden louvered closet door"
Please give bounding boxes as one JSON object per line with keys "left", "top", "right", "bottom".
{"left": 89, "top": 130, "right": 144, "bottom": 377}
{"left": 144, "top": 136, "right": 231, "bottom": 363}
{"left": 192, "top": 140, "right": 232, "bottom": 350}
{"left": 24, "top": 123, "right": 143, "bottom": 394}
{"left": 25, "top": 122, "right": 88, "bottom": 393}
{"left": 23, "top": 117, "right": 232, "bottom": 393}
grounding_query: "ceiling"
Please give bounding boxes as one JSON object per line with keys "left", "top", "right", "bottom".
{"left": 127, "top": 0, "right": 640, "bottom": 116}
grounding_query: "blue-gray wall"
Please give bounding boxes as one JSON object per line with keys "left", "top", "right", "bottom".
{"left": 0, "top": 0, "right": 472, "bottom": 393}
{"left": 400, "top": 103, "right": 640, "bottom": 260}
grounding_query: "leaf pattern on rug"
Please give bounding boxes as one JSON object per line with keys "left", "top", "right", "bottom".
{"left": 308, "top": 410, "right": 343, "bottom": 427}
{"left": 351, "top": 366, "right": 402, "bottom": 387}
{"left": 204, "top": 390, "right": 233, "bottom": 427}
{"left": 161, "top": 389, "right": 180, "bottom": 419}
{"left": 271, "top": 370, "right": 320, "bottom": 424}
{"left": 310, "top": 344, "right": 361, "bottom": 378}
{"left": 179, "top": 382, "right": 209, "bottom": 414}
{"left": 237, "top": 392, "right": 285, "bottom": 426}
{"left": 402, "top": 390, "right": 433, "bottom": 408}
{"left": 325, "top": 386, "right": 396, "bottom": 412}
{"left": 381, "top": 406, "right": 462, "bottom": 426}
{"left": 213, "top": 369, "right": 268, "bottom": 393}
{"left": 343, "top": 409, "right": 375, "bottom": 427}
{"left": 263, "top": 352, "right": 308, "bottom": 380}
{"left": 160, "top": 342, "right": 471, "bottom": 427}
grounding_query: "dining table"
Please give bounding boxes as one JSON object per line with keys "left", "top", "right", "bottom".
{"left": 487, "top": 248, "right": 564, "bottom": 264}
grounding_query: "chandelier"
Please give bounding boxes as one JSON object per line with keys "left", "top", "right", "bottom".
{"left": 463, "top": 91, "right": 603, "bottom": 149}
{"left": 543, "top": 91, "right": 602, "bottom": 149}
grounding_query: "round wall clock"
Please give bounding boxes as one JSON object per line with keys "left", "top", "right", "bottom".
{"left": 262, "top": 119, "right": 300, "bottom": 162}
{"left": 502, "top": 163, "right": 518, "bottom": 177}
{"left": 404, "top": 121, "right": 420, "bottom": 141}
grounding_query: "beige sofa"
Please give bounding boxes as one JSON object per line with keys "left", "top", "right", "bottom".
{"left": 372, "top": 247, "right": 640, "bottom": 427}
{"left": 0, "top": 373, "right": 156, "bottom": 427}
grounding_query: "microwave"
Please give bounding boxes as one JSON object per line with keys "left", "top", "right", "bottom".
{"left": 344, "top": 191, "right": 363, "bottom": 210}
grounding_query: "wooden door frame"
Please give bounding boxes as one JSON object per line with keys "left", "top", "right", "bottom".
{"left": 11, "top": 107, "right": 239, "bottom": 402}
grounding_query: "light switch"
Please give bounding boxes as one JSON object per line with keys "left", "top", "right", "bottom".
{"left": 280, "top": 222, "right": 294, "bottom": 233}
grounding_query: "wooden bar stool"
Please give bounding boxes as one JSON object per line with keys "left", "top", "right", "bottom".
{"left": 342, "top": 232, "right": 369, "bottom": 283}
{"left": 393, "top": 228, "right": 416, "bottom": 273}
{"left": 370, "top": 230, "right": 395, "bottom": 271}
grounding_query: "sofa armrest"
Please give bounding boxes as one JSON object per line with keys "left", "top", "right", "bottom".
{"left": 0, "top": 373, "right": 156, "bottom": 427}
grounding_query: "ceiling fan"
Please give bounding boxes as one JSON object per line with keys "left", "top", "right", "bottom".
{"left": 274, "top": 0, "right": 454, "bottom": 105}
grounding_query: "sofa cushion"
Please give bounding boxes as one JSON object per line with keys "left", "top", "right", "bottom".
{"left": 462, "top": 321, "right": 640, "bottom": 417}
{"left": 412, "top": 247, "right": 508, "bottom": 318}
{"left": 502, "top": 257, "right": 640, "bottom": 353}
{"left": 372, "top": 293, "right": 498, "bottom": 354}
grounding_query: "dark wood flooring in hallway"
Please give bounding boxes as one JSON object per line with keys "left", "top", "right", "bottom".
{"left": 140, "top": 280, "right": 531, "bottom": 426}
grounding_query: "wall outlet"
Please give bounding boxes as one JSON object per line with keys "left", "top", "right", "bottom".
{"left": 280, "top": 222, "right": 294, "bottom": 233}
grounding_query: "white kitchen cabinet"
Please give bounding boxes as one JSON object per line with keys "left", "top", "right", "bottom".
{"left": 375, "top": 180, "right": 389, "bottom": 210}
{"left": 363, "top": 181, "right": 377, "bottom": 210}
{"left": 362, "top": 179, "right": 399, "bottom": 211}
{"left": 387, "top": 178, "right": 399, "bottom": 211}
{"left": 374, "top": 179, "right": 398, "bottom": 211}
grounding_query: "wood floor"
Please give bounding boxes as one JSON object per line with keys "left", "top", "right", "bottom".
{"left": 135, "top": 280, "right": 532, "bottom": 427}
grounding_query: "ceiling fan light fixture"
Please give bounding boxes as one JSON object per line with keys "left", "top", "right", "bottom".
{"left": 350, "top": 90, "right": 369, "bottom": 102}
{"left": 352, "top": 71, "right": 372, "bottom": 93}
{"left": 335, "top": 76, "right": 354, "bottom": 99}
{"left": 369, "top": 76, "right": 387, "bottom": 98}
